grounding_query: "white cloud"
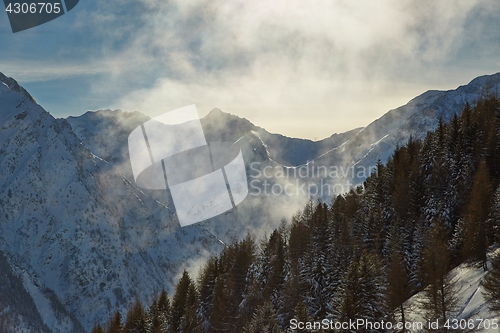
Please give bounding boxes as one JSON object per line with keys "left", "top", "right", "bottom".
{"left": 102, "top": 0, "right": 497, "bottom": 138}
{"left": 5, "top": 0, "right": 500, "bottom": 138}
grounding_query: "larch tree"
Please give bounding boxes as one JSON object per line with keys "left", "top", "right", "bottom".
{"left": 124, "top": 299, "right": 150, "bottom": 333}
{"left": 420, "top": 225, "right": 460, "bottom": 333}
{"left": 386, "top": 228, "right": 412, "bottom": 332}
{"left": 462, "top": 159, "right": 494, "bottom": 270}
{"left": 106, "top": 311, "right": 123, "bottom": 333}
{"left": 482, "top": 250, "right": 500, "bottom": 319}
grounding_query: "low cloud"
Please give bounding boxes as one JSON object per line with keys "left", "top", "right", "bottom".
{"left": 0, "top": 61, "right": 108, "bottom": 82}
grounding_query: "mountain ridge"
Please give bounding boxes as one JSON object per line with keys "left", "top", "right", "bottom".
{"left": 0, "top": 73, "right": 223, "bottom": 332}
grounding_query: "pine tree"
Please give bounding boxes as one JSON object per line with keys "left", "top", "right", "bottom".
{"left": 150, "top": 292, "right": 170, "bottom": 333}
{"left": 294, "top": 299, "right": 312, "bottom": 323}
{"left": 124, "top": 299, "right": 150, "bottom": 333}
{"left": 262, "top": 229, "right": 285, "bottom": 301}
{"left": 333, "top": 251, "right": 387, "bottom": 332}
{"left": 280, "top": 260, "right": 301, "bottom": 325}
{"left": 251, "top": 229, "right": 288, "bottom": 326}
{"left": 180, "top": 282, "right": 199, "bottom": 333}
{"left": 240, "top": 263, "right": 264, "bottom": 331}
{"left": 197, "top": 257, "right": 218, "bottom": 333}
{"left": 231, "top": 235, "right": 256, "bottom": 331}
{"left": 155, "top": 290, "right": 170, "bottom": 332}
{"left": 242, "top": 301, "right": 281, "bottom": 333}
{"left": 299, "top": 202, "right": 337, "bottom": 319}
{"left": 170, "top": 271, "right": 197, "bottom": 333}
{"left": 288, "top": 213, "right": 311, "bottom": 266}
{"left": 209, "top": 273, "right": 230, "bottom": 332}
{"left": 106, "top": 311, "right": 123, "bottom": 333}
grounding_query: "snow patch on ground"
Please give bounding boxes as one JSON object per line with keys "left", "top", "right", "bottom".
{"left": 405, "top": 249, "right": 500, "bottom": 332}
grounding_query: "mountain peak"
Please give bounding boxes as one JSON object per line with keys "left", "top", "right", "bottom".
{"left": 0, "top": 72, "right": 36, "bottom": 104}
{"left": 204, "top": 108, "right": 236, "bottom": 121}
{"left": 207, "top": 107, "right": 223, "bottom": 114}
{"left": 203, "top": 108, "right": 256, "bottom": 130}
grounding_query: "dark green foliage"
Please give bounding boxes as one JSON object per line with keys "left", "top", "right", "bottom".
{"left": 170, "top": 271, "right": 198, "bottom": 333}
{"left": 333, "top": 251, "right": 388, "bottom": 332}
{"left": 242, "top": 301, "right": 281, "bottom": 333}
{"left": 149, "top": 290, "right": 170, "bottom": 333}
{"left": 197, "top": 257, "right": 218, "bottom": 333}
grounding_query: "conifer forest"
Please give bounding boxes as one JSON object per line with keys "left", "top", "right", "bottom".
{"left": 91, "top": 98, "right": 500, "bottom": 332}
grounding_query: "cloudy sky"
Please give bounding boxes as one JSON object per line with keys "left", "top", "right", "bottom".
{"left": 1, "top": 0, "right": 499, "bottom": 139}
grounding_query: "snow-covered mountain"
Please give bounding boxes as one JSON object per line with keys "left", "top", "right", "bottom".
{"left": 206, "top": 73, "right": 500, "bottom": 201}
{"left": 67, "top": 73, "right": 500, "bottom": 221}
{"left": 1, "top": 72, "right": 500, "bottom": 331}
{"left": 0, "top": 74, "right": 224, "bottom": 332}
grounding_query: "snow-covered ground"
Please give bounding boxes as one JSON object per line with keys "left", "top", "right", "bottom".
{"left": 404, "top": 249, "right": 500, "bottom": 332}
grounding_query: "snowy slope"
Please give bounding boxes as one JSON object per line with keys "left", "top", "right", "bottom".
{"left": 404, "top": 249, "right": 500, "bottom": 332}
{"left": 66, "top": 109, "right": 150, "bottom": 181}
{"left": 65, "top": 73, "right": 500, "bottom": 252}
{"left": 0, "top": 74, "right": 223, "bottom": 332}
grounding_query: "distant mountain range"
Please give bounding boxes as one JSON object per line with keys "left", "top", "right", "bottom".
{"left": 0, "top": 71, "right": 499, "bottom": 331}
